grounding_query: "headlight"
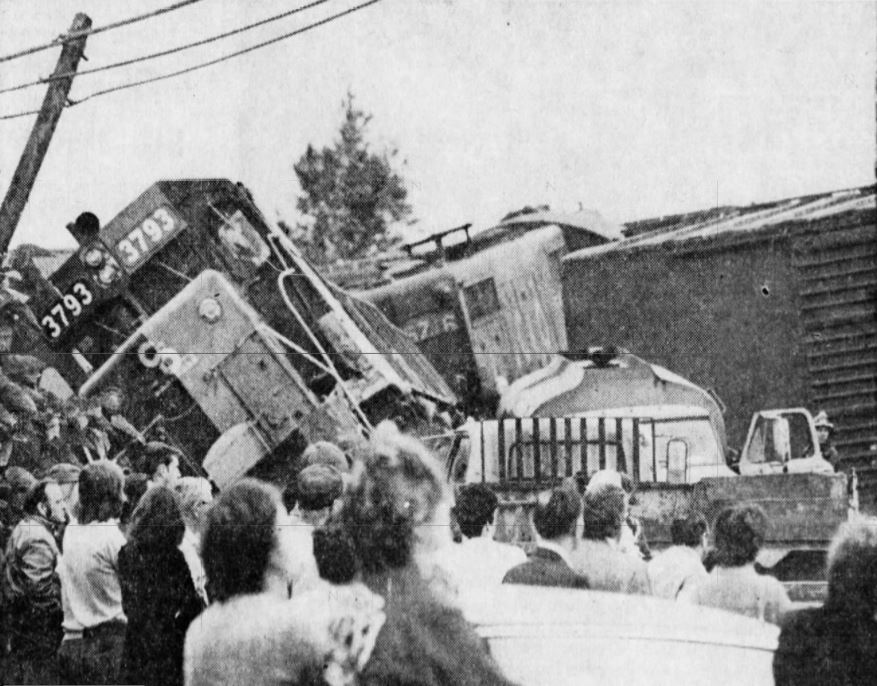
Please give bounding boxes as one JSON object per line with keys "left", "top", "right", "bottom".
{"left": 83, "top": 247, "right": 104, "bottom": 268}
{"left": 198, "top": 297, "right": 222, "bottom": 323}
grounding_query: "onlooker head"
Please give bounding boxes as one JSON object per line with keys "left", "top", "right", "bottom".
{"left": 712, "top": 504, "right": 767, "bottom": 567}
{"left": 202, "top": 478, "right": 290, "bottom": 603}
{"left": 453, "top": 483, "right": 499, "bottom": 539}
{"left": 121, "top": 472, "right": 149, "bottom": 531}
{"left": 175, "top": 476, "right": 214, "bottom": 536}
{"left": 23, "top": 478, "right": 68, "bottom": 525}
{"left": 45, "top": 462, "right": 81, "bottom": 518}
{"left": 533, "top": 485, "right": 582, "bottom": 543}
{"left": 77, "top": 460, "right": 126, "bottom": 524}
{"left": 582, "top": 484, "right": 626, "bottom": 542}
{"left": 313, "top": 521, "right": 359, "bottom": 585}
{"left": 126, "top": 486, "right": 186, "bottom": 552}
{"left": 302, "top": 441, "right": 350, "bottom": 474}
{"left": 671, "top": 512, "right": 709, "bottom": 554}
{"left": 137, "top": 442, "right": 183, "bottom": 488}
{"left": 825, "top": 518, "right": 877, "bottom": 615}
{"left": 3, "top": 466, "right": 37, "bottom": 513}
{"left": 296, "top": 464, "right": 343, "bottom": 525}
{"left": 340, "top": 421, "right": 450, "bottom": 574}
{"left": 814, "top": 410, "right": 834, "bottom": 446}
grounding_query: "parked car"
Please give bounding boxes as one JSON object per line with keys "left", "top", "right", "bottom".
{"left": 466, "top": 586, "right": 778, "bottom": 686}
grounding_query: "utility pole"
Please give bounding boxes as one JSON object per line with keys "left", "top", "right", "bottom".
{"left": 0, "top": 12, "right": 92, "bottom": 257}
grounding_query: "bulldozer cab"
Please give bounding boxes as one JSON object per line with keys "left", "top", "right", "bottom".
{"left": 738, "top": 408, "right": 834, "bottom": 476}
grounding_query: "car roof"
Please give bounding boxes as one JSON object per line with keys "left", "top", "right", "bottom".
{"left": 467, "top": 586, "right": 778, "bottom": 652}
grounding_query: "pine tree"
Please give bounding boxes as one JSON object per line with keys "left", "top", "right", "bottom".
{"left": 288, "top": 93, "right": 412, "bottom": 264}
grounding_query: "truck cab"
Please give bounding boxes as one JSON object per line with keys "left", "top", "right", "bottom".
{"left": 737, "top": 408, "right": 834, "bottom": 476}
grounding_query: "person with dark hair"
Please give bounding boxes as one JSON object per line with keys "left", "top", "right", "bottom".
{"left": 503, "top": 485, "right": 590, "bottom": 590}
{"left": 286, "top": 464, "right": 345, "bottom": 595}
{"left": 444, "top": 484, "right": 526, "bottom": 617}
{"left": 184, "top": 478, "right": 386, "bottom": 686}
{"left": 648, "top": 512, "right": 710, "bottom": 599}
{"left": 774, "top": 518, "right": 877, "bottom": 686}
{"left": 1, "top": 478, "right": 67, "bottom": 684}
{"left": 137, "top": 442, "right": 183, "bottom": 489}
{"left": 570, "top": 483, "right": 651, "bottom": 594}
{"left": 339, "top": 421, "right": 517, "bottom": 686}
{"left": 678, "top": 504, "right": 790, "bottom": 624}
{"left": 119, "top": 472, "right": 149, "bottom": 534}
{"left": 118, "top": 487, "right": 203, "bottom": 686}
{"left": 57, "top": 460, "right": 128, "bottom": 684}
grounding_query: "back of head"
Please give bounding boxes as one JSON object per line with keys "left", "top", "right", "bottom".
{"left": 313, "top": 520, "right": 359, "bottom": 584}
{"left": 582, "top": 484, "right": 626, "bottom": 541}
{"left": 454, "top": 483, "right": 499, "bottom": 539}
{"left": 296, "top": 464, "right": 343, "bottom": 512}
{"left": 341, "top": 421, "right": 447, "bottom": 573}
{"left": 826, "top": 518, "right": 877, "bottom": 616}
{"left": 713, "top": 504, "right": 766, "bottom": 567}
{"left": 4, "top": 466, "right": 37, "bottom": 510}
{"left": 127, "top": 486, "right": 185, "bottom": 551}
{"left": 78, "top": 460, "right": 125, "bottom": 524}
{"left": 533, "top": 485, "right": 581, "bottom": 542}
{"left": 671, "top": 512, "right": 709, "bottom": 548}
{"left": 302, "top": 441, "right": 350, "bottom": 474}
{"left": 202, "top": 478, "right": 280, "bottom": 603}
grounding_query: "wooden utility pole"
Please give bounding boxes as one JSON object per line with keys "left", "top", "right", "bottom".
{"left": 0, "top": 12, "right": 92, "bottom": 257}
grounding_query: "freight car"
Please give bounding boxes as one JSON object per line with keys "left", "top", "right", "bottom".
{"left": 561, "top": 185, "right": 877, "bottom": 509}
{"left": 345, "top": 208, "right": 623, "bottom": 414}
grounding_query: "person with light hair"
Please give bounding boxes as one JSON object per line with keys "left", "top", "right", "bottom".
{"left": 174, "top": 476, "right": 213, "bottom": 605}
{"left": 774, "top": 518, "right": 877, "bottom": 685}
{"left": 337, "top": 421, "right": 516, "bottom": 686}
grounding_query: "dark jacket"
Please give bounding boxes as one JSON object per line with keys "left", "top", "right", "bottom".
{"left": 502, "top": 547, "right": 590, "bottom": 590}
{"left": 118, "top": 542, "right": 204, "bottom": 686}
{"left": 773, "top": 605, "right": 877, "bottom": 686}
{"left": 361, "top": 565, "right": 518, "bottom": 686}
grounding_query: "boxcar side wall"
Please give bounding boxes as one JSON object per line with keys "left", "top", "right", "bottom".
{"left": 563, "top": 235, "right": 811, "bottom": 451}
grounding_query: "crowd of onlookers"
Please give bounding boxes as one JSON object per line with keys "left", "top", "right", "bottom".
{"left": 1, "top": 421, "right": 875, "bottom": 685}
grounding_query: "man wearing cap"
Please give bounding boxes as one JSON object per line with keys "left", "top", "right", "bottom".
{"left": 2, "top": 478, "right": 68, "bottom": 684}
{"left": 814, "top": 411, "right": 839, "bottom": 468}
{"left": 286, "top": 464, "right": 345, "bottom": 595}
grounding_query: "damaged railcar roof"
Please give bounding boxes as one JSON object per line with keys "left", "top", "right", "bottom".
{"left": 569, "top": 184, "right": 876, "bottom": 262}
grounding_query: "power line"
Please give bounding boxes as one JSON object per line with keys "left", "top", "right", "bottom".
{"left": 73, "top": 0, "right": 382, "bottom": 106}
{"left": 0, "top": 0, "right": 332, "bottom": 96}
{"left": 0, "top": 0, "right": 381, "bottom": 122}
{"left": 0, "top": 0, "right": 205, "bottom": 64}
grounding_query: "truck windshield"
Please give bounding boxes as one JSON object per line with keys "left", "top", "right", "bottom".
{"left": 746, "top": 412, "right": 815, "bottom": 464}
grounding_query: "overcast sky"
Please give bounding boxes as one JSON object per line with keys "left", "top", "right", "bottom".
{"left": 0, "top": 0, "right": 874, "bottom": 249}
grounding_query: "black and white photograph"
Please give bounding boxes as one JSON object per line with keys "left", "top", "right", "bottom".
{"left": 0, "top": 1, "right": 875, "bottom": 684}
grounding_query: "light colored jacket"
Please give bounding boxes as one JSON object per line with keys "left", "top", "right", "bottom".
{"left": 647, "top": 545, "right": 708, "bottom": 599}
{"left": 677, "top": 563, "right": 791, "bottom": 625}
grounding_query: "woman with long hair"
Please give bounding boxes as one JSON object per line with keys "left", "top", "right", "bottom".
{"left": 118, "top": 486, "right": 204, "bottom": 686}
{"left": 339, "top": 421, "right": 517, "bottom": 686}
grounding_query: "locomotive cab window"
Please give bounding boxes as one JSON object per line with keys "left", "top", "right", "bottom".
{"left": 463, "top": 278, "right": 500, "bottom": 320}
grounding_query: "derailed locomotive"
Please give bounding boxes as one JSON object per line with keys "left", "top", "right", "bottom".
{"left": 24, "top": 179, "right": 456, "bottom": 485}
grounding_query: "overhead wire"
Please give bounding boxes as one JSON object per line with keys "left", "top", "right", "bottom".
{"left": 0, "top": 0, "right": 205, "bottom": 63}
{"left": 0, "top": 0, "right": 381, "bottom": 120}
{"left": 0, "top": 0, "right": 332, "bottom": 95}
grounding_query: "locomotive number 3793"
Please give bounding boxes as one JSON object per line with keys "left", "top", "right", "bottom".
{"left": 41, "top": 282, "right": 94, "bottom": 340}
